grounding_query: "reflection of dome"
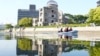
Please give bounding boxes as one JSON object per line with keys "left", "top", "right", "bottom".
{"left": 47, "top": 0, "right": 58, "bottom": 6}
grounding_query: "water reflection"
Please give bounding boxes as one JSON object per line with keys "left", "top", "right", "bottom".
{"left": 16, "top": 38, "right": 89, "bottom": 56}
{"left": 5, "top": 35, "right": 12, "bottom": 40}
{"left": 1, "top": 32, "right": 100, "bottom": 56}
{"left": 16, "top": 37, "right": 100, "bottom": 56}
{"left": 89, "top": 42, "right": 100, "bottom": 56}
{"left": 17, "top": 38, "right": 33, "bottom": 55}
{"left": 2, "top": 33, "right": 16, "bottom": 40}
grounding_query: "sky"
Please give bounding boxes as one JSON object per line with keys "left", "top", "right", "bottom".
{"left": 0, "top": 0, "right": 98, "bottom": 25}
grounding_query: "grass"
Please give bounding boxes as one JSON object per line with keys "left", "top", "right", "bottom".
{"left": 63, "top": 23, "right": 90, "bottom": 27}
{"left": 30, "top": 23, "right": 90, "bottom": 28}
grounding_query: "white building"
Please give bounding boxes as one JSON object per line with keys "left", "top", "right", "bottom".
{"left": 32, "top": 18, "right": 38, "bottom": 26}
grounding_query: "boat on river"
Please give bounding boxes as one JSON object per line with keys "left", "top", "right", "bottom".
{"left": 58, "top": 30, "right": 78, "bottom": 37}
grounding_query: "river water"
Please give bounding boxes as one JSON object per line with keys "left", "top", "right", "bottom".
{"left": 0, "top": 31, "right": 100, "bottom": 56}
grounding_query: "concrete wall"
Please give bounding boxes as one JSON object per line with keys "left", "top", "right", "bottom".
{"left": 5, "top": 26, "right": 100, "bottom": 32}
{"left": 21, "top": 26, "right": 100, "bottom": 32}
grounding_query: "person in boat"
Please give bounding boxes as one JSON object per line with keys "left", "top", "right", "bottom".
{"left": 69, "top": 27, "right": 72, "bottom": 31}
{"left": 58, "top": 27, "right": 63, "bottom": 32}
{"left": 64, "top": 27, "right": 69, "bottom": 39}
{"left": 68, "top": 27, "right": 73, "bottom": 40}
{"left": 59, "top": 28, "right": 63, "bottom": 38}
{"left": 64, "top": 27, "right": 69, "bottom": 32}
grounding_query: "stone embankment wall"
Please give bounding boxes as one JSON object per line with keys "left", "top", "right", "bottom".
{"left": 5, "top": 26, "right": 100, "bottom": 32}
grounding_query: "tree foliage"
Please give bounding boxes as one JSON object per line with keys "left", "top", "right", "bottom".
{"left": 17, "top": 38, "right": 32, "bottom": 51}
{"left": 64, "top": 13, "right": 76, "bottom": 24}
{"left": 86, "top": 7, "right": 100, "bottom": 25}
{"left": 74, "top": 15, "right": 88, "bottom": 23}
{"left": 64, "top": 13, "right": 88, "bottom": 24}
{"left": 5, "top": 24, "right": 13, "bottom": 29}
{"left": 18, "top": 17, "right": 33, "bottom": 27}
{"left": 89, "top": 42, "right": 100, "bottom": 56}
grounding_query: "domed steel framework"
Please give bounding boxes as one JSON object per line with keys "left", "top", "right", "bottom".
{"left": 47, "top": 0, "right": 58, "bottom": 6}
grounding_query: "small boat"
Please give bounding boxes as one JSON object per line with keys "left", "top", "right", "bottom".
{"left": 58, "top": 30, "right": 78, "bottom": 37}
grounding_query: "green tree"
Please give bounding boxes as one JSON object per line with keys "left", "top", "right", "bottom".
{"left": 86, "top": 7, "right": 100, "bottom": 25}
{"left": 5, "top": 24, "right": 13, "bottom": 29}
{"left": 89, "top": 42, "right": 100, "bottom": 56}
{"left": 64, "top": 13, "right": 76, "bottom": 24}
{"left": 64, "top": 13, "right": 88, "bottom": 24}
{"left": 18, "top": 17, "right": 33, "bottom": 27}
{"left": 17, "top": 38, "right": 32, "bottom": 51}
{"left": 74, "top": 15, "right": 88, "bottom": 24}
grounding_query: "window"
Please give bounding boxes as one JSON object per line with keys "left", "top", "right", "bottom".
{"left": 40, "top": 13, "right": 42, "bottom": 16}
{"left": 52, "top": 10, "right": 54, "bottom": 13}
{"left": 36, "top": 20, "right": 38, "bottom": 22}
{"left": 52, "top": 15, "right": 54, "bottom": 17}
{"left": 45, "top": 19, "right": 47, "bottom": 21}
{"left": 40, "top": 19, "right": 42, "bottom": 22}
{"left": 40, "top": 45, "right": 42, "bottom": 50}
{"left": 40, "top": 9, "right": 42, "bottom": 11}
{"left": 59, "top": 19, "right": 61, "bottom": 22}
{"left": 51, "top": 20, "right": 54, "bottom": 23}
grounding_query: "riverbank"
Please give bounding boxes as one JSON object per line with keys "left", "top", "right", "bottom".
{"left": 5, "top": 26, "right": 100, "bottom": 32}
{"left": 4, "top": 26, "right": 100, "bottom": 41}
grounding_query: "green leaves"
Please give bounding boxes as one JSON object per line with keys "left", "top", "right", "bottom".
{"left": 17, "top": 38, "right": 32, "bottom": 51}
{"left": 64, "top": 13, "right": 88, "bottom": 24}
{"left": 74, "top": 15, "right": 88, "bottom": 23}
{"left": 86, "top": 7, "right": 100, "bottom": 25}
{"left": 5, "top": 24, "right": 13, "bottom": 29}
{"left": 18, "top": 17, "right": 33, "bottom": 27}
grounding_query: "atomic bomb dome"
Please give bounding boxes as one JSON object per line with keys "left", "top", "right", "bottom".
{"left": 47, "top": 0, "right": 58, "bottom": 6}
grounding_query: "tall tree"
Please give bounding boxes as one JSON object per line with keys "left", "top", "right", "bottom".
{"left": 86, "top": 7, "right": 100, "bottom": 25}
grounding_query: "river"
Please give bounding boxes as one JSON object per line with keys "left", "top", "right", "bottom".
{"left": 0, "top": 31, "right": 100, "bottom": 56}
